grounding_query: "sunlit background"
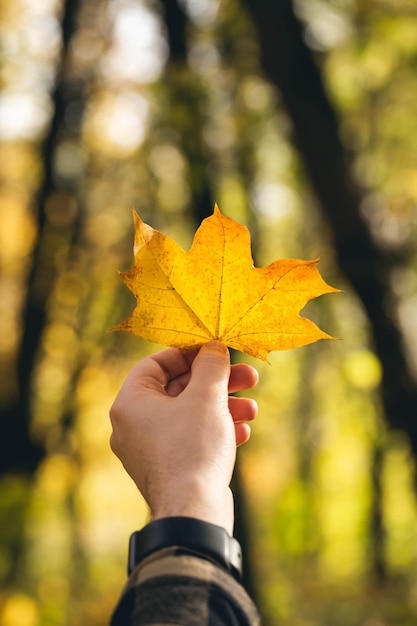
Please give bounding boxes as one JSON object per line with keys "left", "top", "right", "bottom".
{"left": 1, "top": 0, "right": 417, "bottom": 624}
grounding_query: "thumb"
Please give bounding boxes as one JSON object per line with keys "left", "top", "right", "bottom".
{"left": 187, "top": 341, "right": 230, "bottom": 398}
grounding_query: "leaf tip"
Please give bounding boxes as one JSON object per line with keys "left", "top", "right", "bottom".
{"left": 108, "top": 322, "right": 122, "bottom": 333}
{"left": 132, "top": 209, "right": 141, "bottom": 223}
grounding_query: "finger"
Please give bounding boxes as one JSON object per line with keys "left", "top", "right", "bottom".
{"left": 147, "top": 348, "right": 192, "bottom": 387}
{"left": 167, "top": 359, "right": 258, "bottom": 398}
{"left": 187, "top": 341, "right": 230, "bottom": 399}
{"left": 228, "top": 396, "right": 258, "bottom": 423}
{"left": 235, "top": 423, "right": 251, "bottom": 447}
{"left": 161, "top": 349, "right": 202, "bottom": 396}
{"left": 165, "top": 371, "right": 191, "bottom": 397}
{"left": 122, "top": 348, "right": 192, "bottom": 398}
{"left": 228, "top": 363, "right": 259, "bottom": 394}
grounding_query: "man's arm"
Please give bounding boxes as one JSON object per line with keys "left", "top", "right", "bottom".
{"left": 109, "top": 341, "right": 260, "bottom": 625}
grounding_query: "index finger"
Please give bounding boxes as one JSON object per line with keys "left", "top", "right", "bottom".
{"left": 146, "top": 347, "right": 194, "bottom": 387}
{"left": 228, "top": 363, "right": 259, "bottom": 393}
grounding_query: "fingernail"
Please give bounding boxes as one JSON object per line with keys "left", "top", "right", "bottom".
{"left": 201, "top": 340, "right": 228, "bottom": 354}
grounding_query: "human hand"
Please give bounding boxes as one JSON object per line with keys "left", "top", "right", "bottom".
{"left": 109, "top": 341, "right": 258, "bottom": 534}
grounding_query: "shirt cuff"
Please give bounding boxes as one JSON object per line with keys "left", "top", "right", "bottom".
{"left": 110, "top": 547, "right": 261, "bottom": 625}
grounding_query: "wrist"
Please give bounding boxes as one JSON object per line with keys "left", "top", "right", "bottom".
{"left": 150, "top": 480, "right": 234, "bottom": 535}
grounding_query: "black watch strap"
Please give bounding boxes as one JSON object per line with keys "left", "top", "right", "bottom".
{"left": 127, "top": 517, "right": 242, "bottom": 581}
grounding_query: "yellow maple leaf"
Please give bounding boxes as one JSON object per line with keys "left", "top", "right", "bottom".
{"left": 112, "top": 205, "right": 339, "bottom": 361}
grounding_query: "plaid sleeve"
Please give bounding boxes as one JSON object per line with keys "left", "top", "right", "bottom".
{"left": 110, "top": 546, "right": 261, "bottom": 626}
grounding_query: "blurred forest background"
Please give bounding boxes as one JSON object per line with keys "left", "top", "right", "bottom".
{"left": 1, "top": 0, "right": 417, "bottom": 624}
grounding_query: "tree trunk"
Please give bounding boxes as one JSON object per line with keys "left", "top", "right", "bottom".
{"left": 0, "top": 0, "right": 81, "bottom": 475}
{"left": 241, "top": 0, "right": 417, "bottom": 455}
